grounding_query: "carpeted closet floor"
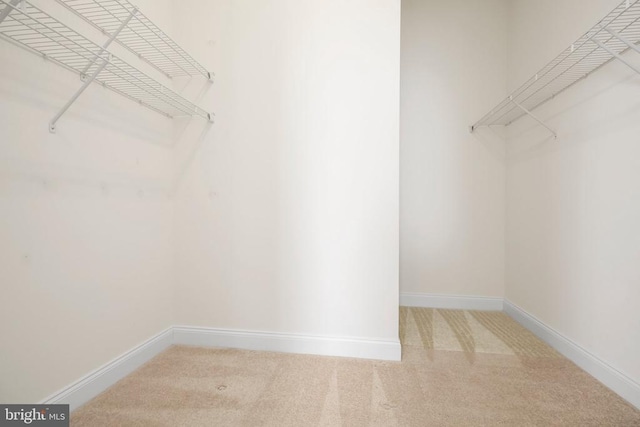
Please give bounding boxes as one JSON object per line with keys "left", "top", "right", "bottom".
{"left": 71, "top": 308, "right": 640, "bottom": 426}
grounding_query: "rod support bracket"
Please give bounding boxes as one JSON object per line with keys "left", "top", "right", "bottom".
{"left": 509, "top": 96, "right": 557, "bottom": 139}
{"left": 0, "top": 0, "right": 22, "bottom": 25}
{"left": 592, "top": 39, "right": 640, "bottom": 76}
{"left": 602, "top": 27, "right": 640, "bottom": 62}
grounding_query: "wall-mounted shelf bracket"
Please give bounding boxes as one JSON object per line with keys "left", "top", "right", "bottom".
{"left": 50, "top": 5, "right": 137, "bottom": 133}
{"left": 80, "top": 7, "right": 137, "bottom": 81}
{"left": 603, "top": 27, "right": 640, "bottom": 55}
{"left": 50, "top": 54, "right": 110, "bottom": 133}
{"left": 592, "top": 39, "right": 640, "bottom": 76}
{"left": 469, "top": 124, "right": 494, "bottom": 133}
{"left": 509, "top": 96, "right": 557, "bottom": 138}
{"left": 0, "top": 0, "right": 19, "bottom": 23}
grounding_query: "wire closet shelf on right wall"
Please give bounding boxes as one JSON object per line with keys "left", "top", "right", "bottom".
{"left": 470, "top": 0, "right": 640, "bottom": 138}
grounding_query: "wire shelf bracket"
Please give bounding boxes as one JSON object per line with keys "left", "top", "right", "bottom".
{"left": 510, "top": 96, "right": 557, "bottom": 139}
{"left": 592, "top": 37, "right": 640, "bottom": 75}
{"left": 0, "top": 0, "right": 19, "bottom": 23}
{"left": 471, "top": 0, "right": 640, "bottom": 136}
{"left": 50, "top": 53, "right": 109, "bottom": 133}
{"left": 56, "top": 0, "right": 213, "bottom": 81}
{"left": 51, "top": 5, "right": 134, "bottom": 133}
{"left": 0, "top": 0, "right": 214, "bottom": 133}
{"left": 79, "top": 5, "right": 137, "bottom": 81}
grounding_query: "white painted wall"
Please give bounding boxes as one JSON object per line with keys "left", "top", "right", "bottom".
{"left": 0, "top": 0, "right": 175, "bottom": 403}
{"left": 400, "top": 0, "right": 507, "bottom": 298}
{"left": 1, "top": 0, "right": 399, "bottom": 403}
{"left": 506, "top": 0, "right": 640, "bottom": 386}
{"left": 171, "top": 0, "right": 401, "bottom": 342}
{"left": 11, "top": 0, "right": 637, "bottom": 408}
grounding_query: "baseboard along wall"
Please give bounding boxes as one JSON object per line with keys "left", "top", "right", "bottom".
{"left": 42, "top": 326, "right": 401, "bottom": 411}
{"left": 401, "top": 292, "right": 639, "bottom": 410}
{"left": 504, "top": 299, "right": 640, "bottom": 410}
{"left": 400, "top": 292, "right": 504, "bottom": 311}
{"left": 41, "top": 294, "right": 639, "bottom": 412}
{"left": 173, "top": 326, "right": 401, "bottom": 362}
{"left": 40, "top": 328, "right": 173, "bottom": 411}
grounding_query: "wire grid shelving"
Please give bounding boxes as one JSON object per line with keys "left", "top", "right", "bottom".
{"left": 0, "top": 0, "right": 211, "bottom": 127}
{"left": 471, "top": 0, "right": 640, "bottom": 133}
{"left": 56, "top": 0, "right": 211, "bottom": 80}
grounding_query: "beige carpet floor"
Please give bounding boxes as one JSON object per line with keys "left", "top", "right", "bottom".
{"left": 72, "top": 308, "right": 640, "bottom": 426}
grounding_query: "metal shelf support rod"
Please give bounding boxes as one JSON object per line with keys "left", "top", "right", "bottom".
{"left": 0, "top": 0, "right": 20, "bottom": 24}
{"left": 81, "top": 7, "right": 137, "bottom": 80}
{"left": 604, "top": 27, "right": 640, "bottom": 55}
{"left": 509, "top": 96, "right": 557, "bottom": 138}
{"left": 50, "top": 54, "right": 110, "bottom": 133}
{"left": 592, "top": 39, "right": 640, "bottom": 75}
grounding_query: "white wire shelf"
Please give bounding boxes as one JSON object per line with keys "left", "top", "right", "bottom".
{"left": 0, "top": 0, "right": 212, "bottom": 131}
{"left": 471, "top": 0, "right": 640, "bottom": 135}
{"left": 56, "top": 0, "right": 212, "bottom": 80}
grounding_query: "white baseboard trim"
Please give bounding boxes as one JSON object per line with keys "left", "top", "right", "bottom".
{"left": 40, "top": 328, "right": 173, "bottom": 411}
{"left": 400, "top": 292, "right": 503, "bottom": 311}
{"left": 41, "top": 301, "right": 639, "bottom": 413}
{"left": 173, "top": 326, "right": 402, "bottom": 362}
{"left": 504, "top": 300, "right": 640, "bottom": 410}
{"left": 41, "top": 325, "right": 400, "bottom": 411}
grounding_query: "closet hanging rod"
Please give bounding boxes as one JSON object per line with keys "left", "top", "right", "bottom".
{"left": 0, "top": 0, "right": 213, "bottom": 132}
{"left": 470, "top": 0, "right": 640, "bottom": 134}
{"left": 56, "top": 0, "right": 213, "bottom": 80}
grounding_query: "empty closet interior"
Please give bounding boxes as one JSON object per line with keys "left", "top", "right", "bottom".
{"left": 1, "top": 0, "right": 639, "bottom": 413}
